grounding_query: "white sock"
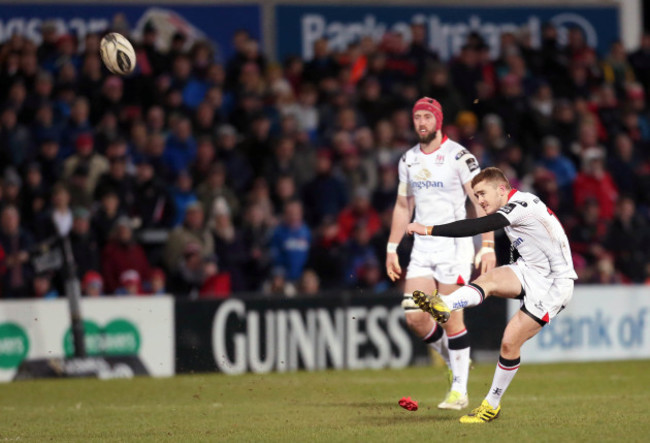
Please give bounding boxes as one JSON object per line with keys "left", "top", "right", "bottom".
{"left": 485, "top": 355, "right": 521, "bottom": 408}
{"left": 448, "top": 328, "right": 471, "bottom": 396}
{"left": 444, "top": 284, "right": 485, "bottom": 311}
{"left": 423, "top": 323, "right": 450, "bottom": 367}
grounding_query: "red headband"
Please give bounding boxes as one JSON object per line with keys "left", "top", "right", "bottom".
{"left": 412, "top": 97, "right": 443, "bottom": 132}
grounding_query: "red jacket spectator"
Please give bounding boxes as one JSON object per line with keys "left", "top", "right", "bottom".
{"left": 101, "top": 217, "right": 151, "bottom": 293}
{"left": 573, "top": 148, "right": 619, "bottom": 220}
{"left": 336, "top": 187, "right": 381, "bottom": 243}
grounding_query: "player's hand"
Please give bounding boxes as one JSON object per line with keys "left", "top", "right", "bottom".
{"left": 386, "top": 253, "right": 402, "bottom": 282}
{"left": 406, "top": 222, "right": 427, "bottom": 236}
{"left": 475, "top": 248, "right": 496, "bottom": 274}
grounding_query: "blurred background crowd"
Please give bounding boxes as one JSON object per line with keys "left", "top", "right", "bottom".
{"left": 1, "top": 16, "right": 650, "bottom": 300}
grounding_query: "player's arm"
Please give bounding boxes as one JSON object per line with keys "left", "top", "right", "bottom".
{"left": 463, "top": 181, "right": 497, "bottom": 273}
{"left": 407, "top": 213, "right": 510, "bottom": 238}
{"left": 386, "top": 190, "right": 414, "bottom": 282}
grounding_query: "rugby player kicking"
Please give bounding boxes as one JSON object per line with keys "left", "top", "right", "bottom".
{"left": 408, "top": 167, "right": 577, "bottom": 423}
{"left": 387, "top": 97, "right": 496, "bottom": 410}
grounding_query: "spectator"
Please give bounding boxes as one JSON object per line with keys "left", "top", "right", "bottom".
{"left": 199, "top": 255, "right": 231, "bottom": 298}
{"left": 101, "top": 217, "right": 151, "bottom": 294}
{"left": 132, "top": 158, "right": 175, "bottom": 229}
{"left": 538, "top": 135, "right": 576, "bottom": 211}
{"left": 573, "top": 148, "right": 619, "bottom": 220}
{"left": 60, "top": 97, "right": 92, "bottom": 158}
{"left": 341, "top": 222, "right": 378, "bottom": 287}
{"left": 240, "top": 203, "right": 273, "bottom": 291}
{"left": 62, "top": 133, "right": 109, "bottom": 200}
{"left": 94, "top": 149, "right": 135, "bottom": 211}
{"left": 33, "top": 183, "right": 73, "bottom": 240}
{"left": 148, "top": 268, "right": 167, "bottom": 295}
{"left": 210, "top": 198, "right": 247, "bottom": 292}
{"left": 628, "top": 32, "right": 650, "bottom": 94}
{"left": 0, "top": 205, "right": 34, "bottom": 298}
{"left": 34, "top": 138, "right": 63, "bottom": 188}
{"left": 164, "top": 202, "right": 213, "bottom": 271}
{"left": 297, "top": 268, "right": 320, "bottom": 296}
{"left": 1, "top": 168, "right": 22, "bottom": 209}
{"left": 170, "top": 170, "right": 198, "bottom": 227}
{"left": 262, "top": 266, "right": 296, "bottom": 297}
{"left": 196, "top": 162, "right": 239, "bottom": 222}
{"left": 568, "top": 198, "right": 608, "bottom": 266}
{"left": 33, "top": 271, "right": 58, "bottom": 299}
{"left": 91, "top": 191, "right": 123, "bottom": 248}
{"left": 302, "top": 150, "right": 348, "bottom": 226}
{"left": 215, "top": 124, "right": 253, "bottom": 193}
{"left": 269, "top": 199, "right": 310, "bottom": 282}
{"left": 336, "top": 186, "right": 381, "bottom": 244}
{"left": 169, "top": 242, "right": 207, "bottom": 297}
{"left": 115, "top": 269, "right": 142, "bottom": 296}
{"left": 163, "top": 116, "right": 197, "bottom": 178}
{"left": 81, "top": 270, "right": 103, "bottom": 297}
{"left": 357, "top": 257, "right": 390, "bottom": 293}
{"left": 0, "top": 106, "right": 31, "bottom": 168}
{"left": 70, "top": 206, "right": 100, "bottom": 279}
{"left": 604, "top": 196, "right": 650, "bottom": 282}
{"left": 303, "top": 38, "right": 339, "bottom": 85}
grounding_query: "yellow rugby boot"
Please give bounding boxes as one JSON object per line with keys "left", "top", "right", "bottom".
{"left": 412, "top": 290, "right": 451, "bottom": 323}
{"left": 459, "top": 400, "right": 501, "bottom": 423}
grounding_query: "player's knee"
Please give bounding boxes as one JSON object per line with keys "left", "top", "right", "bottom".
{"left": 404, "top": 311, "right": 432, "bottom": 336}
{"left": 500, "top": 337, "right": 520, "bottom": 357}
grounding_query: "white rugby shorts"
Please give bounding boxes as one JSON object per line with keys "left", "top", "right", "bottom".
{"left": 405, "top": 237, "right": 473, "bottom": 284}
{"left": 506, "top": 258, "right": 574, "bottom": 325}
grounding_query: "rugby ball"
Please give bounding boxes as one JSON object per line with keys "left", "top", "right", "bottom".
{"left": 99, "top": 32, "right": 136, "bottom": 75}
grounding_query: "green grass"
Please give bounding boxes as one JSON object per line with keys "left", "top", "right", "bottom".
{"left": 1, "top": 360, "right": 649, "bottom": 442}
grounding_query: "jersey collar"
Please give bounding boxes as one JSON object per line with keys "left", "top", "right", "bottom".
{"left": 419, "top": 135, "right": 448, "bottom": 155}
{"left": 507, "top": 188, "right": 518, "bottom": 201}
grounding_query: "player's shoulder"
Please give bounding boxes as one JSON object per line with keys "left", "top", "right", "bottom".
{"left": 399, "top": 144, "right": 421, "bottom": 164}
{"left": 498, "top": 190, "right": 543, "bottom": 216}
{"left": 443, "top": 138, "right": 472, "bottom": 159}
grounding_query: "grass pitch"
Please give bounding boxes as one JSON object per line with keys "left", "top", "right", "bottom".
{"left": 1, "top": 360, "right": 649, "bottom": 442}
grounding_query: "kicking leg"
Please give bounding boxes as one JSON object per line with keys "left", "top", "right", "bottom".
{"left": 414, "top": 267, "right": 523, "bottom": 321}
{"left": 460, "top": 309, "right": 542, "bottom": 424}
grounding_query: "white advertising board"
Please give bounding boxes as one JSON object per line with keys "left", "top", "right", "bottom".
{"left": 0, "top": 297, "right": 174, "bottom": 382}
{"left": 508, "top": 286, "right": 650, "bottom": 363}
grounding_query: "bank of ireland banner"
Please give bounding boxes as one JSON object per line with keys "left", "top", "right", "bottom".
{"left": 0, "top": 297, "right": 174, "bottom": 382}
{"left": 0, "top": 4, "right": 261, "bottom": 62}
{"left": 276, "top": 5, "right": 619, "bottom": 61}
{"left": 509, "top": 286, "right": 650, "bottom": 363}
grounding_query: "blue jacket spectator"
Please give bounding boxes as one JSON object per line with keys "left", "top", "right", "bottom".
{"left": 171, "top": 170, "right": 199, "bottom": 227}
{"left": 269, "top": 200, "right": 311, "bottom": 281}
{"left": 163, "top": 117, "right": 197, "bottom": 177}
{"left": 538, "top": 136, "right": 577, "bottom": 190}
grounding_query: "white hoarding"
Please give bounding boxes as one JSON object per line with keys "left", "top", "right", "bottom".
{"left": 508, "top": 286, "right": 650, "bottom": 363}
{"left": 0, "top": 297, "right": 174, "bottom": 382}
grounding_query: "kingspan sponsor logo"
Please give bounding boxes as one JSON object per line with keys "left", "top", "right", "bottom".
{"left": 410, "top": 180, "right": 444, "bottom": 190}
{"left": 0, "top": 323, "right": 29, "bottom": 369}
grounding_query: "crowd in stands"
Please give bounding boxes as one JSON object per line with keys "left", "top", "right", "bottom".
{"left": 1, "top": 17, "right": 650, "bottom": 299}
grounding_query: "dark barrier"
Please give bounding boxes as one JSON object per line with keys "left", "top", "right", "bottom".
{"left": 175, "top": 293, "right": 507, "bottom": 374}
{"left": 14, "top": 356, "right": 149, "bottom": 380}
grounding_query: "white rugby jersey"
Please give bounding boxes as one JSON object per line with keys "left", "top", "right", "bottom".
{"left": 497, "top": 189, "right": 578, "bottom": 279}
{"left": 398, "top": 136, "right": 480, "bottom": 253}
